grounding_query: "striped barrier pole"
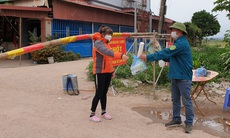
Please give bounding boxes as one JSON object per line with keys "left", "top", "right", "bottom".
{"left": 0, "top": 32, "right": 157, "bottom": 60}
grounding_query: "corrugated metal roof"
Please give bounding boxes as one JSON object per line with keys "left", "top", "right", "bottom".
{"left": 0, "top": 0, "right": 14, "bottom": 2}
{"left": 0, "top": 5, "right": 52, "bottom": 12}
{"left": 63, "top": 0, "right": 133, "bottom": 15}
{"left": 0, "top": 5, "right": 51, "bottom": 19}
{"left": 62, "top": 0, "right": 174, "bottom": 23}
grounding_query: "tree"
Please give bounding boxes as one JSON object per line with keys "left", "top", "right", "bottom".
{"left": 184, "top": 22, "right": 202, "bottom": 46}
{"left": 212, "top": 0, "right": 230, "bottom": 46}
{"left": 191, "top": 10, "right": 220, "bottom": 39}
{"left": 212, "top": 0, "right": 230, "bottom": 19}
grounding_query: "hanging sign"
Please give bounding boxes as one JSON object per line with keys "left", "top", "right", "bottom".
{"left": 110, "top": 38, "right": 127, "bottom": 66}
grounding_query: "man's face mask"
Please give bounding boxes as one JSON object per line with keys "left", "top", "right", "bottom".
{"left": 171, "top": 31, "right": 179, "bottom": 40}
{"left": 105, "top": 35, "right": 112, "bottom": 42}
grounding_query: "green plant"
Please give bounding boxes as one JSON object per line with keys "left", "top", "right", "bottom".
{"left": 28, "top": 31, "right": 41, "bottom": 44}
{"left": 111, "top": 78, "right": 125, "bottom": 88}
{"left": 3, "top": 2, "right": 14, "bottom": 5}
{"left": 86, "top": 61, "right": 94, "bottom": 81}
{"left": 191, "top": 44, "right": 230, "bottom": 81}
{"left": 31, "top": 45, "right": 80, "bottom": 64}
{"left": 223, "top": 30, "right": 230, "bottom": 47}
{"left": 220, "top": 51, "right": 230, "bottom": 76}
{"left": 193, "top": 58, "right": 201, "bottom": 69}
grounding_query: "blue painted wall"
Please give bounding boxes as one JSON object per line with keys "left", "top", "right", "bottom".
{"left": 52, "top": 19, "right": 134, "bottom": 57}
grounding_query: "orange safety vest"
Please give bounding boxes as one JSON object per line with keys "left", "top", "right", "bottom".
{"left": 92, "top": 33, "right": 122, "bottom": 74}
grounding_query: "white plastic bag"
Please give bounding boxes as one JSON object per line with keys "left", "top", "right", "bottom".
{"left": 130, "top": 54, "right": 147, "bottom": 75}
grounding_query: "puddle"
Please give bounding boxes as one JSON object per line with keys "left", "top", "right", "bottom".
{"left": 132, "top": 107, "right": 230, "bottom": 137}
{"left": 152, "top": 110, "right": 230, "bottom": 134}
{"left": 150, "top": 110, "right": 188, "bottom": 123}
{"left": 195, "top": 116, "right": 230, "bottom": 134}
{"left": 150, "top": 110, "right": 172, "bottom": 121}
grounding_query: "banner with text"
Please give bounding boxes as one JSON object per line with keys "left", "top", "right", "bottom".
{"left": 110, "top": 38, "right": 127, "bottom": 66}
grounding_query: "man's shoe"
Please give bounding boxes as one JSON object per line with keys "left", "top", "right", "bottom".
{"left": 165, "top": 120, "right": 182, "bottom": 127}
{"left": 185, "top": 124, "right": 193, "bottom": 133}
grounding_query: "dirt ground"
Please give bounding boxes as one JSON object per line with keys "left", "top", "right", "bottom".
{"left": 0, "top": 57, "right": 229, "bottom": 138}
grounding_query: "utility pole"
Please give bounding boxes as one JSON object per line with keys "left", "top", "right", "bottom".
{"left": 149, "top": 0, "right": 152, "bottom": 32}
{"left": 158, "top": 0, "right": 167, "bottom": 34}
{"left": 19, "top": 17, "right": 22, "bottom": 66}
{"left": 152, "top": 0, "right": 166, "bottom": 100}
{"left": 134, "top": 2, "right": 137, "bottom": 55}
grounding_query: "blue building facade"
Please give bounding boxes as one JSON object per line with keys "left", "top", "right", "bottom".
{"left": 52, "top": 19, "right": 134, "bottom": 57}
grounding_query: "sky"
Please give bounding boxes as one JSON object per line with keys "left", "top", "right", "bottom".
{"left": 151, "top": 0, "right": 230, "bottom": 38}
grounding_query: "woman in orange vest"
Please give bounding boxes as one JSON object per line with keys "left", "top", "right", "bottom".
{"left": 90, "top": 25, "right": 129, "bottom": 122}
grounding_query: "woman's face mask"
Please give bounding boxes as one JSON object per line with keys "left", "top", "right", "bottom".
{"left": 105, "top": 35, "right": 112, "bottom": 42}
{"left": 171, "top": 31, "right": 179, "bottom": 40}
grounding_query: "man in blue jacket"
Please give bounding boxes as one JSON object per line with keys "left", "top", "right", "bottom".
{"left": 140, "top": 22, "right": 194, "bottom": 134}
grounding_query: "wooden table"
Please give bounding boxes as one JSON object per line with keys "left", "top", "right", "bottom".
{"left": 191, "top": 70, "right": 219, "bottom": 116}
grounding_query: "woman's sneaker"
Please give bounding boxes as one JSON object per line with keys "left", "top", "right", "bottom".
{"left": 165, "top": 120, "right": 182, "bottom": 127}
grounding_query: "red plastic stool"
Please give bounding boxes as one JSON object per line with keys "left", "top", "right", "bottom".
{"left": 223, "top": 87, "right": 230, "bottom": 112}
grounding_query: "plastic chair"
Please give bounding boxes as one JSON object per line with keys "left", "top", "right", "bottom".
{"left": 223, "top": 87, "right": 230, "bottom": 112}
